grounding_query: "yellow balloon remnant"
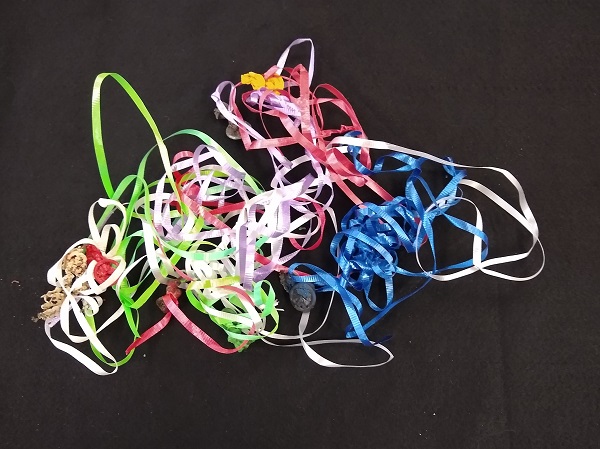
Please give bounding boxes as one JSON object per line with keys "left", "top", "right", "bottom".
{"left": 241, "top": 72, "right": 285, "bottom": 93}
{"left": 241, "top": 72, "right": 266, "bottom": 90}
{"left": 265, "top": 75, "right": 284, "bottom": 92}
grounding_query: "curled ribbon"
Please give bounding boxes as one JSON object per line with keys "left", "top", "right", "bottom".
{"left": 44, "top": 199, "right": 129, "bottom": 375}
{"left": 40, "top": 38, "right": 544, "bottom": 374}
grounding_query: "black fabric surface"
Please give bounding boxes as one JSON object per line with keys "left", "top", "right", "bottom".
{"left": 1, "top": 1, "right": 599, "bottom": 448}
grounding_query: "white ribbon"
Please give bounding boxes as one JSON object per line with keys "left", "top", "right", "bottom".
{"left": 44, "top": 199, "right": 128, "bottom": 375}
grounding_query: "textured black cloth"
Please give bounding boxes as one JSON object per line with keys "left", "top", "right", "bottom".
{"left": 1, "top": 1, "right": 598, "bottom": 448}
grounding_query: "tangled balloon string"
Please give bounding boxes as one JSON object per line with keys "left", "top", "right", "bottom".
{"left": 37, "top": 40, "right": 544, "bottom": 374}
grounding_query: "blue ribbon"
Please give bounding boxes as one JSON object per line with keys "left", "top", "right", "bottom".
{"left": 289, "top": 134, "right": 490, "bottom": 345}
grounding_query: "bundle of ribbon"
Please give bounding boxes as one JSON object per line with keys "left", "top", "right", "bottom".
{"left": 37, "top": 39, "right": 544, "bottom": 374}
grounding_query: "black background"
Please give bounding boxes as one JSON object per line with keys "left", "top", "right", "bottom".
{"left": 1, "top": 1, "right": 599, "bottom": 448}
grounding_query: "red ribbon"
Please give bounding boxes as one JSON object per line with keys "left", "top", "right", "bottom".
{"left": 126, "top": 281, "right": 251, "bottom": 355}
{"left": 85, "top": 244, "right": 118, "bottom": 285}
{"left": 232, "top": 64, "right": 394, "bottom": 205}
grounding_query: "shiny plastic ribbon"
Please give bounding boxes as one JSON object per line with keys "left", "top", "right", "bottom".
{"left": 287, "top": 134, "right": 544, "bottom": 345}
{"left": 212, "top": 38, "right": 394, "bottom": 206}
{"left": 42, "top": 38, "right": 545, "bottom": 373}
{"left": 44, "top": 199, "right": 129, "bottom": 375}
